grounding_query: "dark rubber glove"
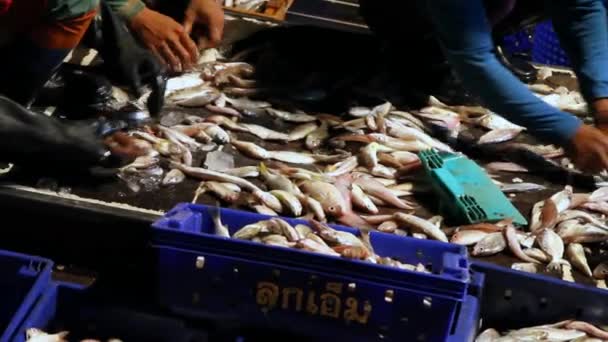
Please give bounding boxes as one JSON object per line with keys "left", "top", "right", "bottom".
{"left": 0, "top": 96, "right": 110, "bottom": 168}
{"left": 98, "top": 1, "right": 166, "bottom": 116}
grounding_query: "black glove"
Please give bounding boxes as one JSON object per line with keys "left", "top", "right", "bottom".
{"left": 98, "top": 1, "right": 166, "bottom": 116}
{"left": 0, "top": 96, "right": 110, "bottom": 168}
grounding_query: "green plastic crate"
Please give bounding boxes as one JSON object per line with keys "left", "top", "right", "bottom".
{"left": 419, "top": 149, "right": 527, "bottom": 226}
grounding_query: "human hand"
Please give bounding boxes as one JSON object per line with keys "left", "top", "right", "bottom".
{"left": 183, "top": 0, "right": 225, "bottom": 49}
{"left": 104, "top": 132, "right": 147, "bottom": 161}
{"left": 130, "top": 7, "right": 199, "bottom": 72}
{"left": 592, "top": 98, "right": 608, "bottom": 134}
{"left": 569, "top": 124, "right": 608, "bottom": 173}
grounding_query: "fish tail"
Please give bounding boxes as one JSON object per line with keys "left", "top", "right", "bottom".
{"left": 259, "top": 162, "right": 269, "bottom": 176}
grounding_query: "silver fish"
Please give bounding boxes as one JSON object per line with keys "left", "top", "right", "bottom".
{"left": 295, "top": 224, "right": 312, "bottom": 237}
{"left": 581, "top": 202, "right": 608, "bottom": 215}
{"left": 297, "top": 238, "right": 340, "bottom": 256}
{"left": 205, "top": 104, "right": 242, "bottom": 117}
{"left": 388, "top": 151, "right": 420, "bottom": 164}
{"left": 505, "top": 226, "right": 540, "bottom": 264}
{"left": 558, "top": 222, "right": 608, "bottom": 244}
{"left": 208, "top": 206, "right": 230, "bottom": 237}
{"left": 168, "top": 85, "right": 220, "bottom": 107}
{"left": 529, "top": 83, "right": 555, "bottom": 94}
{"left": 224, "top": 96, "right": 271, "bottom": 112}
{"left": 238, "top": 123, "right": 290, "bottom": 141}
{"left": 523, "top": 248, "right": 551, "bottom": 263}
{"left": 261, "top": 234, "right": 295, "bottom": 248}
{"left": 360, "top": 142, "right": 393, "bottom": 168}
{"left": 120, "top": 156, "right": 159, "bottom": 173}
{"left": 566, "top": 243, "right": 592, "bottom": 277}
{"left": 500, "top": 182, "right": 546, "bottom": 193}
{"left": 486, "top": 162, "right": 528, "bottom": 173}
{"left": 269, "top": 150, "right": 348, "bottom": 165}
{"left": 288, "top": 122, "right": 318, "bottom": 141}
{"left": 389, "top": 110, "right": 427, "bottom": 131}
{"left": 538, "top": 228, "right": 565, "bottom": 272}
{"left": 508, "top": 327, "right": 585, "bottom": 341}
{"left": 590, "top": 187, "right": 608, "bottom": 202}
{"left": 271, "top": 218, "right": 301, "bottom": 241}
{"left": 223, "top": 166, "right": 259, "bottom": 178}
{"left": 558, "top": 210, "right": 608, "bottom": 231}
{"left": 233, "top": 220, "right": 274, "bottom": 239}
{"left": 350, "top": 183, "right": 379, "bottom": 214}
{"left": 369, "top": 164, "right": 397, "bottom": 179}
{"left": 25, "top": 328, "right": 69, "bottom": 342}
{"left": 474, "top": 112, "right": 524, "bottom": 131}
{"left": 384, "top": 119, "right": 453, "bottom": 152}
{"left": 552, "top": 186, "right": 574, "bottom": 213}
{"left": 349, "top": 106, "right": 371, "bottom": 117}
{"left": 370, "top": 102, "right": 392, "bottom": 117}
{"left": 393, "top": 213, "right": 448, "bottom": 242}
{"left": 472, "top": 232, "right": 507, "bottom": 256}
{"left": 259, "top": 163, "right": 301, "bottom": 195}
{"left": 305, "top": 122, "right": 329, "bottom": 150}
{"left": 475, "top": 328, "right": 500, "bottom": 342}
{"left": 529, "top": 200, "right": 544, "bottom": 233}
{"left": 478, "top": 128, "right": 522, "bottom": 144}
{"left": 270, "top": 190, "right": 302, "bottom": 216}
{"left": 202, "top": 124, "right": 231, "bottom": 144}
{"left": 252, "top": 205, "right": 278, "bottom": 216}
{"left": 266, "top": 108, "right": 317, "bottom": 123}
{"left": 450, "top": 230, "right": 488, "bottom": 246}
{"left": 377, "top": 220, "right": 398, "bottom": 233}
{"left": 565, "top": 321, "right": 608, "bottom": 340}
{"left": 162, "top": 169, "right": 186, "bottom": 186}
{"left": 230, "top": 140, "right": 271, "bottom": 159}
{"left": 324, "top": 156, "right": 359, "bottom": 178}
{"left": 300, "top": 181, "right": 347, "bottom": 217}
{"left": 511, "top": 262, "right": 540, "bottom": 273}
{"left": 302, "top": 196, "right": 326, "bottom": 222}
{"left": 354, "top": 177, "right": 415, "bottom": 210}
{"left": 204, "top": 181, "right": 240, "bottom": 202}
{"left": 165, "top": 73, "right": 205, "bottom": 94}
{"left": 171, "top": 162, "right": 282, "bottom": 211}
{"left": 158, "top": 126, "right": 203, "bottom": 150}
{"left": 593, "top": 263, "right": 608, "bottom": 279}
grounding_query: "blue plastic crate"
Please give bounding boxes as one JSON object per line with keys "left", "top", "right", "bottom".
{"left": 152, "top": 203, "right": 471, "bottom": 341}
{"left": 472, "top": 261, "right": 608, "bottom": 330}
{"left": 0, "top": 250, "right": 53, "bottom": 342}
{"left": 11, "top": 282, "right": 213, "bottom": 342}
{"left": 446, "top": 272, "right": 484, "bottom": 342}
{"left": 532, "top": 21, "right": 570, "bottom": 67}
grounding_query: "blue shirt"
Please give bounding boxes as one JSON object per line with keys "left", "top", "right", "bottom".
{"left": 424, "top": 0, "right": 608, "bottom": 145}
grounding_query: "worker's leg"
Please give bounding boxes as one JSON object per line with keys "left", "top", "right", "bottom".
{"left": 0, "top": 1, "right": 97, "bottom": 105}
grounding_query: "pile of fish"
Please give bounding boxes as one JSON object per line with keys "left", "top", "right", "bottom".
{"left": 450, "top": 185, "right": 608, "bottom": 285}
{"left": 113, "top": 49, "right": 608, "bottom": 285}
{"left": 476, "top": 320, "right": 608, "bottom": 342}
{"left": 117, "top": 49, "right": 469, "bottom": 233}
{"left": 218, "top": 212, "right": 429, "bottom": 272}
{"left": 25, "top": 328, "right": 122, "bottom": 342}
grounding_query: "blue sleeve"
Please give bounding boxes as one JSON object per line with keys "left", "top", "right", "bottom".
{"left": 549, "top": 0, "right": 608, "bottom": 102}
{"left": 422, "top": 0, "right": 582, "bottom": 145}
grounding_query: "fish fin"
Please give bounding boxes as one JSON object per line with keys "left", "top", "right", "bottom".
{"left": 259, "top": 162, "right": 269, "bottom": 175}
